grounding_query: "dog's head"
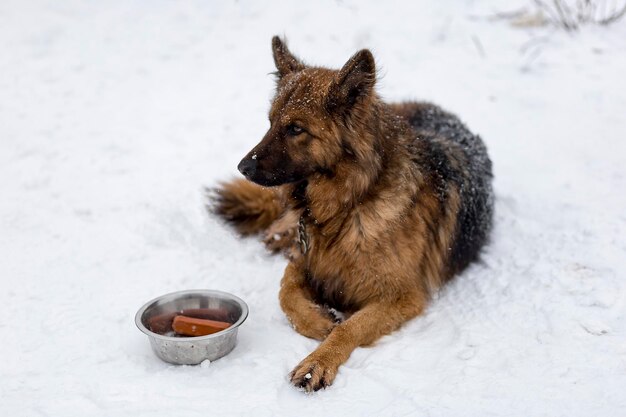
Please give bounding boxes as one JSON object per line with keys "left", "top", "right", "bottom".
{"left": 238, "top": 36, "right": 377, "bottom": 187}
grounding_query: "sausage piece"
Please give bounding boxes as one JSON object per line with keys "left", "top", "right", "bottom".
{"left": 172, "top": 315, "right": 231, "bottom": 336}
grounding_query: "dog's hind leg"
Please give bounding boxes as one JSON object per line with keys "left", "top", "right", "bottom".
{"left": 208, "top": 178, "right": 283, "bottom": 235}
{"left": 279, "top": 261, "right": 337, "bottom": 341}
{"left": 289, "top": 295, "right": 426, "bottom": 392}
{"left": 263, "top": 209, "right": 300, "bottom": 257}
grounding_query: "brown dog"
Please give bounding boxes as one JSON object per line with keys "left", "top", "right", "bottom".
{"left": 211, "top": 36, "right": 493, "bottom": 392}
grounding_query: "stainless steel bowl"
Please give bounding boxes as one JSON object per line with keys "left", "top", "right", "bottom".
{"left": 135, "top": 289, "right": 248, "bottom": 365}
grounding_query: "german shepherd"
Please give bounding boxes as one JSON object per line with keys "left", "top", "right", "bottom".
{"left": 211, "top": 36, "right": 493, "bottom": 392}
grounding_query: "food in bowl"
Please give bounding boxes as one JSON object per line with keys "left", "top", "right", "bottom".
{"left": 135, "top": 290, "right": 248, "bottom": 365}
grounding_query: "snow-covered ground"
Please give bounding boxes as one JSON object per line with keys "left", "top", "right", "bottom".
{"left": 1, "top": 0, "right": 625, "bottom": 415}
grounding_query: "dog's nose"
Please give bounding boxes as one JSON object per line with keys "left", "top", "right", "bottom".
{"left": 238, "top": 157, "right": 258, "bottom": 178}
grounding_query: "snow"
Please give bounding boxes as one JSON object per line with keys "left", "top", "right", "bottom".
{"left": 1, "top": 0, "right": 625, "bottom": 416}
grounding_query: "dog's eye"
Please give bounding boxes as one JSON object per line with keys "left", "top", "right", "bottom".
{"left": 286, "top": 124, "right": 304, "bottom": 136}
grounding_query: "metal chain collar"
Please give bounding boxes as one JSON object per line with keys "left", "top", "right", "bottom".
{"left": 296, "top": 214, "right": 309, "bottom": 255}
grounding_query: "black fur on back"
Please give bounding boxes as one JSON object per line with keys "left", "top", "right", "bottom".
{"left": 403, "top": 102, "right": 494, "bottom": 276}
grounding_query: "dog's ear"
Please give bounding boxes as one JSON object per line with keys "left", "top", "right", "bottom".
{"left": 327, "top": 49, "right": 376, "bottom": 113}
{"left": 272, "top": 36, "right": 305, "bottom": 78}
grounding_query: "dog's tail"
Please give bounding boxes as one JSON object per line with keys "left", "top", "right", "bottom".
{"left": 207, "top": 179, "right": 283, "bottom": 235}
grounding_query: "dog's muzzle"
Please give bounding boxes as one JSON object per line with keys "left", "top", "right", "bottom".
{"left": 237, "top": 157, "right": 258, "bottom": 179}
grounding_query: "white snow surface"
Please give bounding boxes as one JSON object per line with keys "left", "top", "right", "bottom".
{"left": 1, "top": 1, "right": 625, "bottom": 416}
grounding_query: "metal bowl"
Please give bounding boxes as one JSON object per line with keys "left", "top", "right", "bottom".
{"left": 135, "top": 289, "right": 248, "bottom": 365}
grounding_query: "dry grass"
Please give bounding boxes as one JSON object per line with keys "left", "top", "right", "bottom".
{"left": 533, "top": 0, "right": 626, "bottom": 30}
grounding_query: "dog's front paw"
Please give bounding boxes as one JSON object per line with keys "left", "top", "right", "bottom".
{"left": 289, "top": 354, "right": 338, "bottom": 392}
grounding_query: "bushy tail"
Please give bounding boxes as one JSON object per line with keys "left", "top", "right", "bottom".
{"left": 208, "top": 179, "right": 283, "bottom": 235}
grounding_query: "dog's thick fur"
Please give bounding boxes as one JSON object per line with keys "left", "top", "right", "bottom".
{"left": 211, "top": 37, "right": 493, "bottom": 392}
